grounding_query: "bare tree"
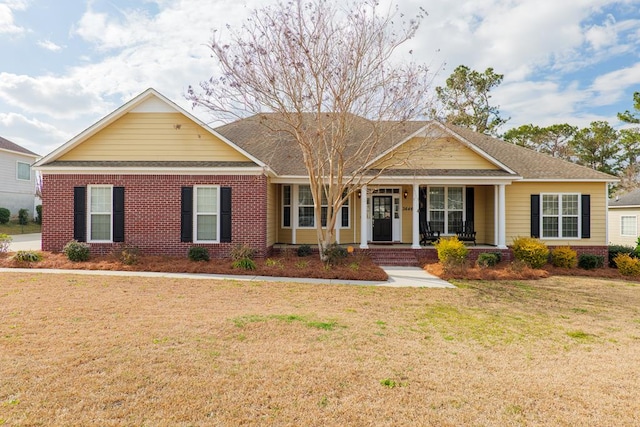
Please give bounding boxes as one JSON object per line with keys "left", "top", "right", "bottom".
{"left": 188, "top": 0, "right": 435, "bottom": 260}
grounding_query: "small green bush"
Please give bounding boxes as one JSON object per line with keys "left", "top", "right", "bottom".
{"left": 18, "top": 209, "right": 29, "bottom": 225}
{"left": 323, "top": 243, "right": 348, "bottom": 265}
{"left": 188, "top": 246, "right": 210, "bottom": 262}
{"left": 0, "top": 233, "right": 12, "bottom": 254}
{"left": 297, "top": 244, "right": 312, "bottom": 257}
{"left": 13, "top": 250, "right": 42, "bottom": 263}
{"left": 63, "top": 240, "right": 91, "bottom": 262}
{"left": 550, "top": 246, "right": 578, "bottom": 268}
{"left": 608, "top": 245, "right": 636, "bottom": 267}
{"left": 578, "top": 254, "right": 604, "bottom": 270}
{"left": 232, "top": 258, "right": 256, "bottom": 270}
{"left": 35, "top": 205, "right": 42, "bottom": 225}
{"left": 434, "top": 236, "right": 468, "bottom": 270}
{"left": 229, "top": 244, "right": 256, "bottom": 261}
{"left": 0, "top": 208, "right": 10, "bottom": 224}
{"left": 613, "top": 253, "right": 640, "bottom": 276}
{"left": 476, "top": 252, "right": 500, "bottom": 268}
{"left": 511, "top": 237, "right": 549, "bottom": 269}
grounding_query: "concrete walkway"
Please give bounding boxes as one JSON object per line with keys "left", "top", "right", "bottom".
{"left": 2, "top": 233, "right": 453, "bottom": 288}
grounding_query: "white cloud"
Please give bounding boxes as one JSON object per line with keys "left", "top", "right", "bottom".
{"left": 37, "top": 39, "right": 63, "bottom": 51}
{"left": 0, "top": 0, "right": 28, "bottom": 35}
{"left": 0, "top": 73, "right": 111, "bottom": 119}
{"left": 0, "top": 111, "right": 69, "bottom": 155}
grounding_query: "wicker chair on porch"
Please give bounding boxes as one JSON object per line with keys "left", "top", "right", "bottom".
{"left": 420, "top": 220, "right": 440, "bottom": 246}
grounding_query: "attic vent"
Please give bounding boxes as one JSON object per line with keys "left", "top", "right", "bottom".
{"left": 174, "top": 124, "right": 182, "bottom": 130}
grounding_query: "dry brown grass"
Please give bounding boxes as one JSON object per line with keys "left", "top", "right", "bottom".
{"left": 1, "top": 272, "right": 639, "bottom": 426}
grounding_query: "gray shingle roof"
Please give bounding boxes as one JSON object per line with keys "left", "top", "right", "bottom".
{"left": 216, "top": 115, "right": 616, "bottom": 181}
{"left": 0, "top": 136, "right": 39, "bottom": 156}
{"left": 610, "top": 188, "right": 640, "bottom": 207}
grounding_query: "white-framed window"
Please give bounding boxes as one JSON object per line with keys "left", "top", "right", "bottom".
{"left": 621, "top": 215, "right": 637, "bottom": 237}
{"left": 88, "top": 185, "right": 113, "bottom": 242}
{"left": 428, "top": 186, "right": 464, "bottom": 234}
{"left": 282, "top": 185, "right": 292, "bottom": 228}
{"left": 17, "top": 161, "right": 30, "bottom": 181}
{"left": 541, "top": 193, "right": 580, "bottom": 238}
{"left": 298, "top": 185, "right": 315, "bottom": 227}
{"left": 340, "top": 192, "right": 350, "bottom": 228}
{"left": 194, "top": 186, "right": 219, "bottom": 242}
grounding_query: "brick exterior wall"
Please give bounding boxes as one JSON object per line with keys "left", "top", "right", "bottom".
{"left": 42, "top": 174, "right": 269, "bottom": 258}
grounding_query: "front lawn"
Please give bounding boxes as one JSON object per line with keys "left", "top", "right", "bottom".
{"left": 0, "top": 220, "right": 41, "bottom": 235}
{"left": 1, "top": 273, "right": 639, "bottom": 425}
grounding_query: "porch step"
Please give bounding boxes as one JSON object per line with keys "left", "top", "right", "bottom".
{"left": 367, "top": 248, "right": 421, "bottom": 267}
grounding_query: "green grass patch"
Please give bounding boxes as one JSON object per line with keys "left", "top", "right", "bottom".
{"left": 0, "top": 221, "right": 41, "bottom": 235}
{"left": 566, "top": 330, "right": 597, "bottom": 342}
{"left": 417, "top": 303, "right": 554, "bottom": 346}
{"left": 231, "top": 314, "right": 343, "bottom": 331}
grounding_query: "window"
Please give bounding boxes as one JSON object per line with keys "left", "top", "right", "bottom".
{"left": 428, "top": 186, "right": 464, "bottom": 234}
{"left": 88, "top": 186, "right": 112, "bottom": 242}
{"left": 298, "top": 185, "right": 315, "bottom": 227}
{"left": 541, "top": 194, "right": 579, "bottom": 238}
{"left": 17, "top": 162, "right": 30, "bottom": 180}
{"left": 340, "top": 192, "right": 350, "bottom": 228}
{"left": 194, "top": 186, "right": 219, "bottom": 242}
{"left": 282, "top": 185, "right": 291, "bottom": 228}
{"left": 621, "top": 216, "right": 637, "bottom": 237}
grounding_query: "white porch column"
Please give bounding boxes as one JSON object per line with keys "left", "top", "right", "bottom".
{"left": 412, "top": 183, "right": 420, "bottom": 249}
{"left": 497, "top": 184, "right": 507, "bottom": 249}
{"left": 359, "top": 185, "right": 368, "bottom": 249}
{"left": 494, "top": 186, "right": 499, "bottom": 246}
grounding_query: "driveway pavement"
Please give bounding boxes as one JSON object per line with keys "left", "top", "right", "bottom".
{"left": 7, "top": 233, "right": 41, "bottom": 251}
{"left": 2, "top": 233, "right": 453, "bottom": 288}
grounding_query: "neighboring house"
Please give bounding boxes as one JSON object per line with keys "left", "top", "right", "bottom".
{"left": 0, "top": 136, "right": 40, "bottom": 219}
{"left": 33, "top": 88, "right": 617, "bottom": 260}
{"left": 608, "top": 188, "right": 640, "bottom": 247}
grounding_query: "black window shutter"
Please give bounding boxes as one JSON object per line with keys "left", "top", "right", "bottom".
{"left": 220, "top": 187, "right": 232, "bottom": 243}
{"left": 581, "top": 194, "right": 591, "bottom": 238}
{"left": 74, "top": 187, "right": 87, "bottom": 242}
{"left": 530, "top": 194, "right": 540, "bottom": 238}
{"left": 465, "top": 187, "right": 475, "bottom": 222}
{"left": 113, "top": 187, "right": 125, "bottom": 242}
{"left": 181, "top": 187, "right": 193, "bottom": 242}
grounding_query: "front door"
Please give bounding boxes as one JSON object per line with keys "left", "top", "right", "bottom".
{"left": 372, "top": 196, "right": 393, "bottom": 241}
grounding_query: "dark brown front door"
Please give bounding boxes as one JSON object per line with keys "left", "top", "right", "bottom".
{"left": 372, "top": 196, "right": 392, "bottom": 241}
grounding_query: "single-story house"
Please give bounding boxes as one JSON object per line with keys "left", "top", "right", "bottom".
{"left": 0, "top": 136, "right": 40, "bottom": 219}
{"left": 608, "top": 188, "right": 640, "bottom": 247}
{"left": 33, "top": 88, "right": 617, "bottom": 262}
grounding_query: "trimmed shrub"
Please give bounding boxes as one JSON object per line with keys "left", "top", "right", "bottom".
{"left": 476, "top": 252, "right": 500, "bottom": 268}
{"left": 188, "top": 246, "right": 210, "bottom": 262}
{"left": 0, "top": 208, "right": 10, "bottom": 224}
{"left": 323, "top": 243, "right": 348, "bottom": 265}
{"left": 0, "top": 233, "right": 12, "bottom": 254}
{"left": 35, "top": 205, "right": 42, "bottom": 225}
{"left": 63, "top": 240, "right": 91, "bottom": 262}
{"left": 613, "top": 253, "right": 640, "bottom": 276}
{"left": 608, "top": 245, "right": 636, "bottom": 268}
{"left": 511, "top": 237, "right": 549, "bottom": 269}
{"left": 550, "top": 246, "right": 578, "bottom": 268}
{"left": 578, "top": 254, "right": 604, "bottom": 270}
{"left": 297, "top": 244, "right": 312, "bottom": 257}
{"left": 18, "top": 208, "right": 29, "bottom": 225}
{"left": 13, "top": 250, "right": 42, "bottom": 263}
{"left": 434, "top": 236, "right": 468, "bottom": 270}
{"left": 229, "top": 244, "right": 256, "bottom": 261}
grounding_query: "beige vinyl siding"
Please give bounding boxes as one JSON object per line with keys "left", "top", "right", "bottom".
{"left": 401, "top": 185, "right": 413, "bottom": 243}
{"left": 505, "top": 182, "right": 607, "bottom": 246}
{"left": 608, "top": 207, "right": 640, "bottom": 246}
{"left": 480, "top": 186, "right": 496, "bottom": 245}
{"left": 59, "top": 112, "right": 251, "bottom": 162}
{"left": 374, "top": 137, "right": 499, "bottom": 170}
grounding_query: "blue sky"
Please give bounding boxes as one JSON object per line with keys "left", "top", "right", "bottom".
{"left": 1, "top": 0, "right": 640, "bottom": 157}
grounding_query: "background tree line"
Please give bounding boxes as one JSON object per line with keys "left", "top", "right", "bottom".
{"left": 435, "top": 65, "right": 640, "bottom": 195}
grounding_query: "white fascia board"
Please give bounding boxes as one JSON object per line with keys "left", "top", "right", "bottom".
{"left": 522, "top": 178, "right": 619, "bottom": 183}
{"left": 34, "top": 166, "right": 265, "bottom": 175}
{"left": 608, "top": 205, "right": 640, "bottom": 209}
{"left": 0, "top": 147, "right": 39, "bottom": 159}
